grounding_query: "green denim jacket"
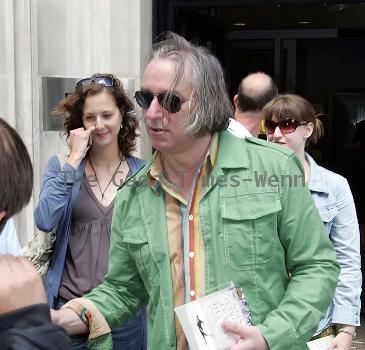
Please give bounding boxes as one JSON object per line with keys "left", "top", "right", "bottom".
{"left": 85, "top": 131, "right": 339, "bottom": 350}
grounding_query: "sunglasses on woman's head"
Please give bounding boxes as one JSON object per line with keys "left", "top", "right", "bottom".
{"left": 265, "top": 118, "right": 308, "bottom": 134}
{"left": 134, "top": 90, "right": 190, "bottom": 114}
{"left": 76, "top": 75, "right": 116, "bottom": 89}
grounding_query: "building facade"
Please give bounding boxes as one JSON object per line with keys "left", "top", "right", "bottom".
{"left": 0, "top": 0, "right": 153, "bottom": 243}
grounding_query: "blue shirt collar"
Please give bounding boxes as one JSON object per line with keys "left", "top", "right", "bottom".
{"left": 306, "top": 152, "right": 329, "bottom": 194}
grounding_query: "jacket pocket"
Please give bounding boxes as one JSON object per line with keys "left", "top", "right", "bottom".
{"left": 221, "top": 192, "right": 281, "bottom": 270}
{"left": 318, "top": 205, "right": 338, "bottom": 223}
{"left": 122, "top": 230, "right": 161, "bottom": 287}
{"left": 318, "top": 205, "right": 338, "bottom": 233}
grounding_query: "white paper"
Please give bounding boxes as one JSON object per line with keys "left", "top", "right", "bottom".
{"left": 175, "top": 282, "right": 252, "bottom": 350}
{"left": 307, "top": 335, "right": 334, "bottom": 350}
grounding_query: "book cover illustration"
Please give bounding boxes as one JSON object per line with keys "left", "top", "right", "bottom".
{"left": 175, "top": 282, "right": 252, "bottom": 350}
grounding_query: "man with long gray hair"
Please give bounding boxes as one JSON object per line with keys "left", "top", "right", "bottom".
{"left": 52, "top": 32, "right": 339, "bottom": 350}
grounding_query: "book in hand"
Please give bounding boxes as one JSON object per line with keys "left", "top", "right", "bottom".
{"left": 174, "top": 282, "right": 252, "bottom": 350}
{"left": 307, "top": 335, "right": 334, "bottom": 350}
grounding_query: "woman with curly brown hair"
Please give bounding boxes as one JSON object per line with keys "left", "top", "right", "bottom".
{"left": 34, "top": 74, "right": 146, "bottom": 350}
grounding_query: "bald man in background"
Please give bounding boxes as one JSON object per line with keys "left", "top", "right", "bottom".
{"left": 228, "top": 72, "right": 278, "bottom": 138}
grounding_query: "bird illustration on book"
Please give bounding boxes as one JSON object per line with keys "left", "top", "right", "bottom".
{"left": 196, "top": 314, "right": 211, "bottom": 345}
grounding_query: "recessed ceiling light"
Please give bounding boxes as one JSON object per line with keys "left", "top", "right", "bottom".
{"left": 233, "top": 23, "right": 246, "bottom": 27}
{"left": 298, "top": 21, "right": 312, "bottom": 24}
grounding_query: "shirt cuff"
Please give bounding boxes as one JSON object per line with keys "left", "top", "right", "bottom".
{"left": 257, "top": 319, "right": 299, "bottom": 350}
{"left": 59, "top": 163, "right": 83, "bottom": 184}
{"left": 61, "top": 297, "right": 111, "bottom": 339}
{"left": 332, "top": 305, "right": 360, "bottom": 326}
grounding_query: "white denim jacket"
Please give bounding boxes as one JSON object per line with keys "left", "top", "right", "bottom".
{"left": 307, "top": 153, "right": 362, "bottom": 334}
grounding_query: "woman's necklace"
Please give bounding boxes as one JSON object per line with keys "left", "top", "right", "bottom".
{"left": 88, "top": 155, "right": 123, "bottom": 200}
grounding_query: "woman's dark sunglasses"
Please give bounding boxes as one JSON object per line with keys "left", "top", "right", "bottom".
{"left": 134, "top": 90, "right": 190, "bottom": 113}
{"left": 266, "top": 118, "right": 308, "bottom": 134}
{"left": 76, "top": 75, "right": 116, "bottom": 89}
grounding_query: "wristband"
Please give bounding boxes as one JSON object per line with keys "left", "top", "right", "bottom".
{"left": 80, "top": 306, "right": 92, "bottom": 327}
{"left": 60, "top": 297, "right": 111, "bottom": 339}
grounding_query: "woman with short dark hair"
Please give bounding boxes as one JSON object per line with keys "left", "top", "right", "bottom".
{"left": 0, "top": 117, "right": 70, "bottom": 349}
{"left": 0, "top": 117, "right": 33, "bottom": 232}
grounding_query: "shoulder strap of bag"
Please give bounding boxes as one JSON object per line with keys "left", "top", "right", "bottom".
{"left": 22, "top": 154, "right": 68, "bottom": 276}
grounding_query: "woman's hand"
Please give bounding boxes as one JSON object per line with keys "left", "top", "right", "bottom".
{"left": 326, "top": 326, "right": 355, "bottom": 350}
{"left": 67, "top": 126, "right": 95, "bottom": 169}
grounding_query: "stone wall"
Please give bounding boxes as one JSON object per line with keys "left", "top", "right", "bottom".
{"left": 0, "top": 0, "right": 152, "bottom": 244}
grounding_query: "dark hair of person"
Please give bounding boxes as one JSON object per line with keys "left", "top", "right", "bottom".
{"left": 263, "top": 94, "right": 324, "bottom": 144}
{"left": 0, "top": 118, "right": 33, "bottom": 232}
{"left": 53, "top": 74, "right": 139, "bottom": 157}
{"left": 237, "top": 73, "right": 278, "bottom": 112}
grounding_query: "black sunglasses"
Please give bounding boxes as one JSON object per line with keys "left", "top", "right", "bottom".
{"left": 134, "top": 90, "right": 190, "bottom": 113}
{"left": 76, "top": 75, "right": 116, "bottom": 89}
{"left": 266, "top": 118, "right": 308, "bottom": 134}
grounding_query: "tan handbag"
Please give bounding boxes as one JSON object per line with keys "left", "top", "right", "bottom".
{"left": 22, "top": 154, "right": 68, "bottom": 277}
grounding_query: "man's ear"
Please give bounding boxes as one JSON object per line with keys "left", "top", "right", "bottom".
{"left": 0, "top": 211, "right": 6, "bottom": 223}
{"left": 233, "top": 94, "right": 239, "bottom": 108}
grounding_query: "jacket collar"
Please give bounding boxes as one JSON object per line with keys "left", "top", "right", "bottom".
{"left": 306, "top": 153, "right": 329, "bottom": 194}
{"left": 129, "top": 131, "right": 250, "bottom": 192}
{"left": 215, "top": 130, "right": 250, "bottom": 170}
